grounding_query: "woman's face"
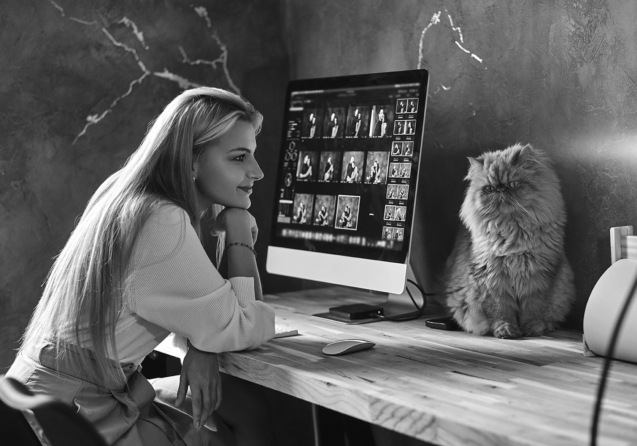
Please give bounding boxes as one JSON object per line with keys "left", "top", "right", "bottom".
{"left": 194, "top": 120, "right": 263, "bottom": 211}
{"left": 378, "top": 109, "right": 385, "bottom": 121}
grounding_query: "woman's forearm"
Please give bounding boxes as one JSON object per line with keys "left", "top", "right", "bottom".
{"left": 226, "top": 243, "right": 263, "bottom": 301}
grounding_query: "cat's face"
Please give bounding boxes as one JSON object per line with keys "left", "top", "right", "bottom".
{"left": 468, "top": 148, "right": 530, "bottom": 215}
{"left": 461, "top": 144, "right": 563, "bottom": 228}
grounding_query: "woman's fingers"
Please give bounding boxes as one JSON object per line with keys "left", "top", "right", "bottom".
{"left": 201, "top": 384, "right": 212, "bottom": 427}
{"left": 191, "top": 388, "right": 202, "bottom": 429}
{"left": 215, "top": 378, "right": 223, "bottom": 411}
{"left": 175, "top": 368, "right": 188, "bottom": 407}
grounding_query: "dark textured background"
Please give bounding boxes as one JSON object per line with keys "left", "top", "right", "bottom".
{"left": 0, "top": 0, "right": 290, "bottom": 369}
{"left": 284, "top": 0, "right": 637, "bottom": 331}
{"left": 2, "top": 0, "right": 637, "bottom": 372}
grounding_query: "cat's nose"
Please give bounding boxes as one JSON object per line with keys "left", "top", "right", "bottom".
{"left": 496, "top": 184, "right": 506, "bottom": 192}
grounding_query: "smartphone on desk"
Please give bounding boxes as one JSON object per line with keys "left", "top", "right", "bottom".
{"left": 425, "top": 316, "right": 461, "bottom": 331}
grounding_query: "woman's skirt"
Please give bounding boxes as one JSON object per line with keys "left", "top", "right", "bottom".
{"left": 6, "top": 343, "right": 230, "bottom": 446}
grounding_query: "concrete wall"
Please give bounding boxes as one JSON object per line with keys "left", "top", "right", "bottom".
{"left": 0, "top": 0, "right": 289, "bottom": 369}
{"left": 3, "top": 0, "right": 637, "bottom": 370}
{"left": 283, "top": 0, "right": 637, "bottom": 330}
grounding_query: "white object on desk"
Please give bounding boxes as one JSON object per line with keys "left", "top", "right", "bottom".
{"left": 322, "top": 339, "right": 375, "bottom": 356}
{"left": 274, "top": 323, "right": 298, "bottom": 338}
{"left": 610, "top": 225, "right": 635, "bottom": 264}
{"left": 583, "top": 258, "right": 637, "bottom": 364}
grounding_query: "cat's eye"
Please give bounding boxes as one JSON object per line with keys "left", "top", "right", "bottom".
{"left": 484, "top": 185, "right": 496, "bottom": 193}
{"left": 508, "top": 181, "right": 520, "bottom": 189}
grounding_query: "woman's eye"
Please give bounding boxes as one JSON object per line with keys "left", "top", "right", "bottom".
{"left": 233, "top": 155, "right": 245, "bottom": 162}
{"left": 508, "top": 181, "right": 519, "bottom": 188}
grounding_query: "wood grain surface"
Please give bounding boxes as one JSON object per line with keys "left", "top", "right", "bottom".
{"left": 157, "top": 286, "right": 637, "bottom": 446}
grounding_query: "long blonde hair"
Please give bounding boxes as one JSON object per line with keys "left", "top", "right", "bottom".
{"left": 20, "top": 87, "right": 263, "bottom": 384}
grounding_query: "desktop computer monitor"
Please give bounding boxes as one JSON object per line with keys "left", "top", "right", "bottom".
{"left": 266, "top": 69, "right": 429, "bottom": 316}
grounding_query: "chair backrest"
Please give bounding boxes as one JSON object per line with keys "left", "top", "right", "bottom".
{"left": 0, "top": 377, "right": 41, "bottom": 445}
{"left": 0, "top": 375, "right": 108, "bottom": 446}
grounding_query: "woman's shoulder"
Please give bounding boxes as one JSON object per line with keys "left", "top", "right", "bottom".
{"left": 132, "top": 199, "right": 194, "bottom": 265}
{"left": 142, "top": 199, "right": 191, "bottom": 232}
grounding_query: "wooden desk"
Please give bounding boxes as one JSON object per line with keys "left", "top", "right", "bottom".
{"left": 158, "top": 287, "right": 637, "bottom": 446}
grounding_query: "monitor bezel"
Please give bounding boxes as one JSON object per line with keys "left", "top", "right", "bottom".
{"left": 266, "top": 69, "right": 429, "bottom": 292}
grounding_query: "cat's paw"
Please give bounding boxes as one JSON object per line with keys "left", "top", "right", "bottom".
{"left": 463, "top": 317, "right": 490, "bottom": 336}
{"left": 521, "top": 320, "right": 553, "bottom": 337}
{"left": 493, "top": 323, "right": 523, "bottom": 339}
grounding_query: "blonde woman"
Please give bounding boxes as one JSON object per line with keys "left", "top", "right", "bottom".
{"left": 7, "top": 87, "right": 277, "bottom": 446}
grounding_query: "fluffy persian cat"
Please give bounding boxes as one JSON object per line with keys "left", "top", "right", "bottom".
{"left": 444, "top": 144, "right": 575, "bottom": 338}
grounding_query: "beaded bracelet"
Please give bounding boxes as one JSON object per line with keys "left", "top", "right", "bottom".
{"left": 227, "top": 242, "right": 257, "bottom": 258}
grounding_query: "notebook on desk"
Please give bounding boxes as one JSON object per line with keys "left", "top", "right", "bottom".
{"left": 274, "top": 322, "right": 299, "bottom": 338}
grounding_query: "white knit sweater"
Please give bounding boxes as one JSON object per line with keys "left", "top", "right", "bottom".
{"left": 50, "top": 203, "right": 275, "bottom": 365}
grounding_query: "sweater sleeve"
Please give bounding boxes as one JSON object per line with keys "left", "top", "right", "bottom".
{"left": 129, "top": 203, "right": 275, "bottom": 352}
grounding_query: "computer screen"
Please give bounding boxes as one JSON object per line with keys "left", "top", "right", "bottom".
{"left": 266, "top": 70, "right": 429, "bottom": 295}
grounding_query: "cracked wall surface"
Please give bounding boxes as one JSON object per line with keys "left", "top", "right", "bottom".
{"left": 0, "top": 0, "right": 289, "bottom": 369}
{"left": 284, "top": 0, "right": 637, "bottom": 331}
{"left": 3, "top": 0, "right": 637, "bottom": 369}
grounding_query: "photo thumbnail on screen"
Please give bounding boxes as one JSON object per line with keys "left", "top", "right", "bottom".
{"left": 292, "top": 193, "right": 315, "bottom": 224}
{"left": 335, "top": 195, "right": 360, "bottom": 230}
{"left": 319, "top": 151, "right": 341, "bottom": 182}
{"left": 369, "top": 104, "right": 394, "bottom": 137}
{"left": 365, "top": 152, "right": 389, "bottom": 185}
{"left": 341, "top": 152, "right": 364, "bottom": 183}
{"left": 323, "top": 107, "right": 346, "bottom": 138}
{"left": 346, "top": 105, "right": 371, "bottom": 138}
{"left": 296, "top": 151, "right": 319, "bottom": 182}
{"left": 301, "top": 108, "right": 323, "bottom": 138}
{"left": 313, "top": 195, "right": 337, "bottom": 227}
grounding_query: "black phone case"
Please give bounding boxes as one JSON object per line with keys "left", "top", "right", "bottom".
{"left": 425, "top": 317, "right": 461, "bottom": 331}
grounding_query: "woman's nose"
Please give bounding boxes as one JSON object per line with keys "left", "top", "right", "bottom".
{"left": 249, "top": 159, "right": 264, "bottom": 181}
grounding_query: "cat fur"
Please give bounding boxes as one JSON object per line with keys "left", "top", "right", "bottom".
{"left": 444, "top": 144, "right": 575, "bottom": 338}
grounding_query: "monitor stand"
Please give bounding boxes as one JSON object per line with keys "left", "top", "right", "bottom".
{"left": 314, "top": 264, "right": 426, "bottom": 324}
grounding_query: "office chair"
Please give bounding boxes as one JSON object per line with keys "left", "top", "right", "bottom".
{"left": 0, "top": 374, "right": 107, "bottom": 446}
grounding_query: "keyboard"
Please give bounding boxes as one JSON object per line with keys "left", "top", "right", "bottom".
{"left": 274, "top": 323, "right": 299, "bottom": 338}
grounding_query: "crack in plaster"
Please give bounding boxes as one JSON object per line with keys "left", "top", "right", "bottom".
{"left": 47, "top": 0, "right": 64, "bottom": 16}
{"left": 118, "top": 17, "right": 149, "bottom": 50}
{"left": 417, "top": 11, "right": 441, "bottom": 69}
{"left": 153, "top": 69, "right": 202, "bottom": 89}
{"left": 69, "top": 17, "right": 98, "bottom": 26}
{"left": 46, "top": 0, "right": 241, "bottom": 143}
{"left": 73, "top": 28, "right": 151, "bottom": 144}
{"left": 193, "top": 6, "right": 213, "bottom": 29}
{"left": 418, "top": 9, "right": 485, "bottom": 72}
{"left": 447, "top": 13, "right": 464, "bottom": 43}
{"left": 446, "top": 11, "right": 484, "bottom": 65}
{"left": 190, "top": 6, "right": 241, "bottom": 95}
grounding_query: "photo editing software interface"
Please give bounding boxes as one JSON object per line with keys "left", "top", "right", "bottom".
{"left": 270, "top": 72, "right": 428, "bottom": 266}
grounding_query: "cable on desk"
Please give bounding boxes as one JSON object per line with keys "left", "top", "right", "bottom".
{"left": 377, "top": 279, "right": 428, "bottom": 322}
{"left": 590, "top": 270, "right": 637, "bottom": 446}
{"left": 375, "top": 283, "right": 469, "bottom": 322}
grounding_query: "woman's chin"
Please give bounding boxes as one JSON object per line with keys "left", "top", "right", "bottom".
{"left": 234, "top": 199, "right": 252, "bottom": 209}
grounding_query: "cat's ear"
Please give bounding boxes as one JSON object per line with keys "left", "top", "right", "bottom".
{"left": 465, "top": 157, "right": 484, "bottom": 180}
{"left": 468, "top": 157, "right": 484, "bottom": 169}
{"left": 511, "top": 144, "right": 532, "bottom": 165}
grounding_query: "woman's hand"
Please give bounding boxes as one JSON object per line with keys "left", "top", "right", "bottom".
{"left": 175, "top": 345, "right": 222, "bottom": 429}
{"left": 213, "top": 207, "right": 258, "bottom": 245}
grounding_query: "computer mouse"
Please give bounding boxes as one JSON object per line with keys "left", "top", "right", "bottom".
{"left": 322, "top": 339, "right": 375, "bottom": 356}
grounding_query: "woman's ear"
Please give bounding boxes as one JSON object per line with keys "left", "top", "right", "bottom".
{"left": 192, "top": 160, "right": 200, "bottom": 180}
